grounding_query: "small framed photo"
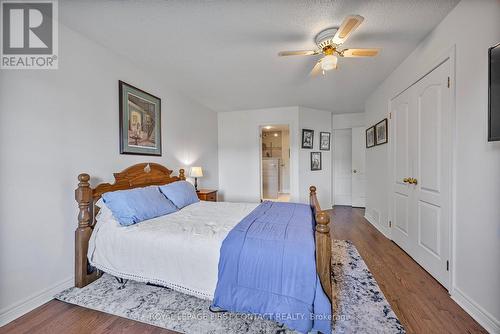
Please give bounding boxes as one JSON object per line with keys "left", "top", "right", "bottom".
{"left": 301, "top": 129, "right": 314, "bottom": 149}
{"left": 319, "top": 132, "right": 331, "bottom": 151}
{"left": 119, "top": 81, "right": 162, "bottom": 156}
{"left": 375, "top": 118, "right": 388, "bottom": 145}
{"left": 366, "top": 126, "right": 375, "bottom": 148}
{"left": 311, "top": 152, "right": 322, "bottom": 171}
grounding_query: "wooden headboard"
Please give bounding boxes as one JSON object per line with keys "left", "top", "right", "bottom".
{"left": 74, "top": 163, "right": 185, "bottom": 288}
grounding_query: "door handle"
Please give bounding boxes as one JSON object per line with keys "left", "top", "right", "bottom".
{"left": 353, "top": 169, "right": 357, "bottom": 174}
{"left": 403, "top": 177, "right": 417, "bottom": 184}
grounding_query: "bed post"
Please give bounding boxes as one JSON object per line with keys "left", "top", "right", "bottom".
{"left": 310, "top": 186, "right": 332, "bottom": 302}
{"left": 179, "top": 168, "right": 186, "bottom": 180}
{"left": 75, "top": 174, "right": 99, "bottom": 288}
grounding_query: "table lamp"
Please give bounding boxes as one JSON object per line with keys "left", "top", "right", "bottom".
{"left": 189, "top": 166, "right": 203, "bottom": 191}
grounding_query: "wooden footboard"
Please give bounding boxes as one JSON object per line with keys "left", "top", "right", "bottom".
{"left": 310, "top": 186, "right": 332, "bottom": 302}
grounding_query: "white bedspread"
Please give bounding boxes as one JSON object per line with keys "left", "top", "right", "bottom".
{"left": 88, "top": 201, "right": 258, "bottom": 300}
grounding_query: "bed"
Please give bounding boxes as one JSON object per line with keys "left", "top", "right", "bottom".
{"left": 75, "top": 163, "right": 333, "bottom": 332}
{"left": 88, "top": 200, "right": 258, "bottom": 299}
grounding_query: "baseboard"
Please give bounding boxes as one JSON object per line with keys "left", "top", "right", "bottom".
{"left": 0, "top": 276, "right": 74, "bottom": 327}
{"left": 364, "top": 213, "right": 391, "bottom": 239}
{"left": 451, "top": 287, "right": 500, "bottom": 334}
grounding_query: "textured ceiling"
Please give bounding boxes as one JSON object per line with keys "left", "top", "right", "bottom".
{"left": 60, "top": 0, "right": 459, "bottom": 113}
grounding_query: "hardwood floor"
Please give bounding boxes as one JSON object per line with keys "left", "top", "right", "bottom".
{"left": 330, "top": 206, "right": 486, "bottom": 334}
{"left": 0, "top": 206, "right": 486, "bottom": 334}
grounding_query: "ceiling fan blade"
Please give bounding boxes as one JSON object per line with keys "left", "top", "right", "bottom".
{"left": 332, "top": 15, "right": 364, "bottom": 45}
{"left": 342, "top": 48, "right": 380, "bottom": 57}
{"left": 310, "top": 60, "right": 323, "bottom": 77}
{"left": 278, "top": 50, "right": 319, "bottom": 56}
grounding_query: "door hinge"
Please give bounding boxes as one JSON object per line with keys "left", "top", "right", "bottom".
{"left": 389, "top": 221, "right": 392, "bottom": 227}
{"left": 446, "top": 260, "right": 449, "bottom": 271}
{"left": 389, "top": 112, "right": 392, "bottom": 119}
{"left": 447, "top": 77, "right": 450, "bottom": 88}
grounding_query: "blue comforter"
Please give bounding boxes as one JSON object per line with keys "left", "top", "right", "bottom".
{"left": 212, "top": 201, "right": 331, "bottom": 333}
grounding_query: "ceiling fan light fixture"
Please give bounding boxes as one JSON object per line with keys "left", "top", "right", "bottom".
{"left": 321, "top": 55, "right": 337, "bottom": 71}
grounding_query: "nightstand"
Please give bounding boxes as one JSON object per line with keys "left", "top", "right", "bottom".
{"left": 197, "top": 189, "right": 217, "bottom": 202}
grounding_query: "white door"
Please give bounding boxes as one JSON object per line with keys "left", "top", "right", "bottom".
{"left": 391, "top": 88, "right": 414, "bottom": 254}
{"left": 391, "top": 59, "right": 451, "bottom": 289}
{"left": 411, "top": 60, "right": 451, "bottom": 288}
{"left": 351, "top": 127, "right": 366, "bottom": 207}
{"left": 334, "top": 129, "right": 352, "bottom": 205}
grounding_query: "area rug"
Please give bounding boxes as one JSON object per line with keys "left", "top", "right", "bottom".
{"left": 56, "top": 240, "right": 404, "bottom": 334}
{"left": 331, "top": 240, "right": 405, "bottom": 334}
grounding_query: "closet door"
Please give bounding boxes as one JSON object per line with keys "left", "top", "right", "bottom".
{"left": 391, "top": 88, "right": 414, "bottom": 254}
{"left": 411, "top": 60, "right": 451, "bottom": 288}
{"left": 391, "top": 59, "right": 451, "bottom": 289}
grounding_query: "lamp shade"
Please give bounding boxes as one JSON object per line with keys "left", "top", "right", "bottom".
{"left": 189, "top": 166, "right": 203, "bottom": 178}
{"left": 321, "top": 55, "right": 337, "bottom": 71}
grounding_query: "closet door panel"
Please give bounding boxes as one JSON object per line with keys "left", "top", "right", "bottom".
{"left": 390, "top": 89, "right": 413, "bottom": 253}
{"left": 418, "top": 84, "right": 442, "bottom": 194}
{"left": 412, "top": 59, "right": 451, "bottom": 289}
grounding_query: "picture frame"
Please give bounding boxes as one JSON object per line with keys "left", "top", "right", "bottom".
{"left": 375, "top": 118, "right": 388, "bottom": 145}
{"left": 119, "top": 81, "right": 162, "bottom": 156}
{"left": 319, "top": 132, "right": 331, "bottom": 151}
{"left": 488, "top": 42, "right": 500, "bottom": 141}
{"left": 301, "top": 129, "right": 314, "bottom": 149}
{"left": 310, "top": 152, "right": 322, "bottom": 171}
{"left": 366, "top": 126, "right": 375, "bottom": 148}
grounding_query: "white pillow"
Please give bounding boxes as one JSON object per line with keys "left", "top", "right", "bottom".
{"left": 95, "top": 198, "right": 114, "bottom": 221}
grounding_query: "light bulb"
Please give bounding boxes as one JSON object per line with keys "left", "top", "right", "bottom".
{"left": 321, "top": 55, "right": 337, "bottom": 71}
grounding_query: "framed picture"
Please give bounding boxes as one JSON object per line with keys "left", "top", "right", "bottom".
{"left": 119, "top": 81, "right": 162, "bottom": 156}
{"left": 301, "top": 129, "right": 314, "bottom": 149}
{"left": 488, "top": 42, "right": 500, "bottom": 141}
{"left": 375, "top": 119, "right": 388, "bottom": 145}
{"left": 320, "top": 132, "right": 331, "bottom": 151}
{"left": 311, "top": 152, "right": 322, "bottom": 171}
{"left": 366, "top": 126, "right": 375, "bottom": 148}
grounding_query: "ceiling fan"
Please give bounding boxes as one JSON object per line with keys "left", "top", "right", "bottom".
{"left": 278, "top": 15, "right": 380, "bottom": 76}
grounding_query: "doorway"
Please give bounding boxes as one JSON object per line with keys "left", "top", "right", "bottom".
{"left": 333, "top": 127, "right": 366, "bottom": 207}
{"left": 260, "top": 125, "right": 290, "bottom": 202}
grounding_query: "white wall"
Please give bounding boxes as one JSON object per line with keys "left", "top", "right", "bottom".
{"left": 218, "top": 107, "right": 300, "bottom": 203}
{"left": 218, "top": 106, "right": 332, "bottom": 208}
{"left": 364, "top": 0, "right": 500, "bottom": 331}
{"left": 298, "top": 107, "right": 332, "bottom": 209}
{"left": 332, "top": 113, "right": 366, "bottom": 130}
{"left": 281, "top": 129, "right": 290, "bottom": 193}
{"left": 0, "top": 23, "right": 218, "bottom": 325}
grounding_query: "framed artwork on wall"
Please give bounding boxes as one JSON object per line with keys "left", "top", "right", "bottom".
{"left": 488, "top": 42, "right": 500, "bottom": 141}
{"left": 320, "top": 132, "right": 331, "bottom": 150}
{"left": 301, "top": 129, "right": 314, "bottom": 149}
{"left": 119, "top": 81, "right": 162, "bottom": 156}
{"left": 375, "top": 118, "right": 388, "bottom": 145}
{"left": 311, "top": 152, "right": 322, "bottom": 171}
{"left": 366, "top": 126, "right": 375, "bottom": 148}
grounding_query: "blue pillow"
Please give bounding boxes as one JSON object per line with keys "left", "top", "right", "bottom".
{"left": 102, "top": 186, "right": 178, "bottom": 226}
{"left": 159, "top": 181, "right": 199, "bottom": 209}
